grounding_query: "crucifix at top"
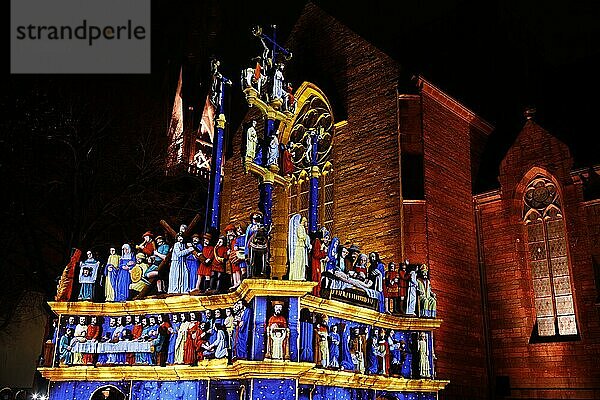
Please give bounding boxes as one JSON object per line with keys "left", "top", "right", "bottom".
{"left": 240, "top": 25, "right": 295, "bottom": 230}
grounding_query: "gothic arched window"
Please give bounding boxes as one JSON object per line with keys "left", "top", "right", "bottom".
{"left": 523, "top": 175, "right": 578, "bottom": 338}
{"left": 286, "top": 89, "right": 334, "bottom": 232}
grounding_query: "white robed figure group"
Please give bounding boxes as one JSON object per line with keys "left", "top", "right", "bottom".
{"left": 287, "top": 213, "right": 311, "bottom": 281}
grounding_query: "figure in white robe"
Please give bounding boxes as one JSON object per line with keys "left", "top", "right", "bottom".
{"left": 418, "top": 332, "right": 431, "bottom": 378}
{"left": 105, "top": 248, "right": 120, "bottom": 302}
{"left": 267, "top": 134, "right": 279, "bottom": 168}
{"left": 174, "top": 314, "right": 190, "bottom": 364}
{"left": 168, "top": 234, "right": 193, "bottom": 294}
{"left": 245, "top": 120, "right": 258, "bottom": 162}
{"left": 405, "top": 268, "right": 418, "bottom": 316}
{"left": 272, "top": 64, "right": 285, "bottom": 101}
{"left": 288, "top": 214, "right": 311, "bottom": 281}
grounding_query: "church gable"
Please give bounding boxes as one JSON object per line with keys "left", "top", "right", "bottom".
{"left": 499, "top": 118, "right": 573, "bottom": 194}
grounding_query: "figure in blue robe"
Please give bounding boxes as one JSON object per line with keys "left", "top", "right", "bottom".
{"left": 366, "top": 329, "right": 380, "bottom": 374}
{"left": 328, "top": 325, "right": 341, "bottom": 368}
{"left": 185, "top": 235, "right": 202, "bottom": 291}
{"left": 115, "top": 244, "right": 135, "bottom": 302}
{"left": 58, "top": 329, "right": 74, "bottom": 366}
{"left": 78, "top": 251, "right": 100, "bottom": 301}
{"left": 340, "top": 324, "right": 355, "bottom": 371}
{"left": 167, "top": 315, "right": 180, "bottom": 365}
{"left": 325, "top": 237, "right": 340, "bottom": 272}
{"left": 233, "top": 300, "right": 251, "bottom": 359}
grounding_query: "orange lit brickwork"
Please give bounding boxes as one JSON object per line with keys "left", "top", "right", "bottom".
{"left": 476, "top": 121, "right": 600, "bottom": 399}
{"left": 220, "top": 3, "right": 600, "bottom": 399}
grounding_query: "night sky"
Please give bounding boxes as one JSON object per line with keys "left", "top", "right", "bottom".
{"left": 161, "top": 0, "right": 600, "bottom": 191}
{"left": 6, "top": 0, "right": 599, "bottom": 189}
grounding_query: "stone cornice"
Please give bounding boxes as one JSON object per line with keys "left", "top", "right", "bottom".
{"left": 301, "top": 295, "right": 443, "bottom": 331}
{"left": 416, "top": 75, "right": 494, "bottom": 135}
{"left": 47, "top": 280, "right": 318, "bottom": 316}
{"left": 38, "top": 361, "right": 449, "bottom": 393}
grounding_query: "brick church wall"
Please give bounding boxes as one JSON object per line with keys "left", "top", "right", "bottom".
{"left": 219, "top": 4, "right": 495, "bottom": 399}
{"left": 477, "top": 121, "right": 600, "bottom": 399}
{"left": 420, "top": 91, "right": 488, "bottom": 399}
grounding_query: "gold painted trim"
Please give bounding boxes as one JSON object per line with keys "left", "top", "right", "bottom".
{"left": 300, "top": 369, "right": 449, "bottom": 392}
{"left": 243, "top": 88, "right": 292, "bottom": 124}
{"left": 246, "top": 162, "right": 291, "bottom": 187}
{"left": 38, "top": 362, "right": 449, "bottom": 393}
{"left": 48, "top": 280, "right": 317, "bottom": 316}
{"left": 216, "top": 114, "right": 227, "bottom": 129}
{"left": 280, "top": 82, "right": 335, "bottom": 145}
{"left": 333, "top": 120, "right": 348, "bottom": 129}
{"left": 301, "top": 295, "right": 443, "bottom": 331}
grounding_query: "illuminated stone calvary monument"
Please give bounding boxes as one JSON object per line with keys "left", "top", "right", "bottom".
{"left": 38, "top": 25, "right": 448, "bottom": 400}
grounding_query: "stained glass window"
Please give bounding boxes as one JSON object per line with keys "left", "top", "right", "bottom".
{"left": 523, "top": 175, "right": 578, "bottom": 337}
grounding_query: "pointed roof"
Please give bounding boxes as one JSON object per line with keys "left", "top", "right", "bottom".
{"left": 499, "top": 118, "right": 573, "bottom": 191}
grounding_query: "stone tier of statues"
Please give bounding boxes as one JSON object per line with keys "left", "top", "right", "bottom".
{"left": 69, "top": 210, "right": 436, "bottom": 319}
{"left": 45, "top": 302, "right": 435, "bottom": 380}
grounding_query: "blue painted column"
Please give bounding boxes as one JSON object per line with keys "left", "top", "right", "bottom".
{"left": 207, "top": 70, "right": 230, "bottom": 232}
{"left": 308, "top": 129, "right": 320, "bottom": 233}
{"left": 251, "top": 297, "right": 267, "bottom": 361}
{"left": 288, "top": 297, "right": 300, "bottom": 362}
{"left": 259, "top": 118, "right": 276, "bottom": 228}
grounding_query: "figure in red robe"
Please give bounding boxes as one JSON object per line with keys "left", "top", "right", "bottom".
{"left": 398, "top": 260, "right": 409, "bottom": 313}
{"left": 136, "top": 231, "right": 156, "bottom": 257}
{"left": 208, "top": 236, "right": 228, "bottom": 293}
{"left": 265, "top": 301, "right": 290, "bottom": 360}
{"left": 310, "top": 229, "right": 329, "bottom": 296}
{"left": 195, "top": 233, "right": 213, "bottom": 293}
{"left": 128, "top": 317, "right": 143, "bottom": 365}
{"left": 82, "top": 317, "right": 102, "bottom": 365}
{"left": 384, "top": 262, "right": 400, "bottom": 314}
{"left": 184, "top": 314, "right": 200, "bottom": 365}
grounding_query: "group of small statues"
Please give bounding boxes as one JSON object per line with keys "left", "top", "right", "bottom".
{"left": 50, "top": 301, "right": 251, "bottom": 368}
{"left": 48, "top": 302, "right": 434, "bottom": 380}
{"left": 243, "top": 119, "right": 295, "bottom": 176}
{"left": 73, "top": 211, "right": 273, "bottom": 302}
{"left": 306, "top": 313, "right": 433, "bottom": 379}
{"left": 240, "top": 32, "right": 296, "bottom": 114}
{"left": 72, "top": 210, "right": 436, "bottom": 319}
{"left": 287, "top": 215, "right": 437, "bottom": 318}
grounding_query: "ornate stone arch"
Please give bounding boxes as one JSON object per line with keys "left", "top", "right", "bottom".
{"left": 284, "top": 82, "right": 335, "bottom": 234}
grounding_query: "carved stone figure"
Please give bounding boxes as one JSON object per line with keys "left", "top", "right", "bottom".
{"left": 265, "top": 301, "right": 290, "bottom": 360}
{"left": 167, "top": 233, "right": 194, "bottom": 294}
{"left": 233, "top": 300, "right": 251, "bottom": 360}
{"left": 195, "top": 233, "right": 213, "bottom": 293}
{"left": 315, "top": 322, "right": 329, "bottom": 367}
{"left": 417, "top": 264, "right": 437, "bottom": 318}
{"left": 115, "top": 244, "right": 135, "bottom": 302}
{"left": 245, "top": 120, "right": 258, "bottom": 163}
{"left": 78, "top": 250, "right": 99, "bottom": 301}
{"left": 405, "top": 265, "right": 418, "bottom": 316}
{"left": 248, "top": 225, "right": 269, "bottom": 278}
{"left": 384, "top": 262, "right": 400, "bottom": 314}
{"left": 105, "top": 247, "right": 120, "bottom": 302}
{"left": 288, "top": 214, "right": 310, "bottom": 281}
{"left": 267, "top": 133, "right": 280, "bottom": 169}
{"left": 328, "top": 324, "right": 341, "bottom": 369}
{"left": 418, "top": 332, "right": 431, "bottom": 378}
